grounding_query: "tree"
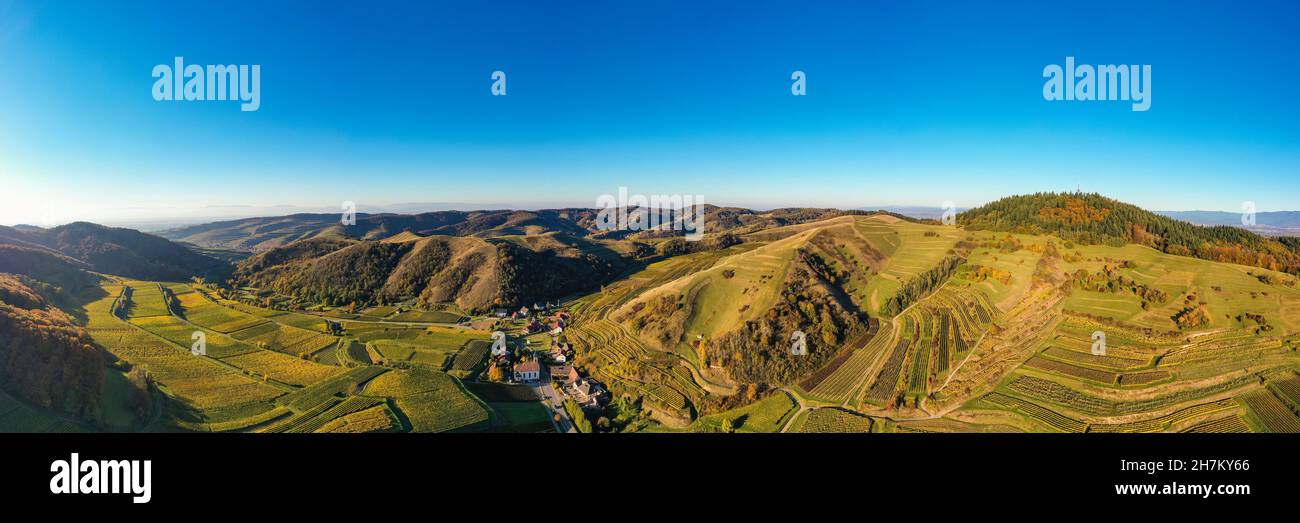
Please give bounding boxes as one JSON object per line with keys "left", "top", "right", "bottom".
{"left": 720, "top": 417, "right": 735, "bottom": 433}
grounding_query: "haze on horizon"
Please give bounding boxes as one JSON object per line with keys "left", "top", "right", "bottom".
{"left": 2, "top": 0, "right": 1298, "bottom": 227}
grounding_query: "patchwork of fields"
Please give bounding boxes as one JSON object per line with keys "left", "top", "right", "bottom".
{"left": 6, "top": 212, "right": 1298, "bottom": 435}
{"left": 35, "top": 278, "right": 522, "bottom": 433}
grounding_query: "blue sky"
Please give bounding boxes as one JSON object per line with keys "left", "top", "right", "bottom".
{"left": 1, "top": 0, "right": 1298, "bottom": 225}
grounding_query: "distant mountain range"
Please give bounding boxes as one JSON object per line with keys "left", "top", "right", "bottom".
{"left": 0, "top": 222, "right": 231, "bottom": 281}
{"left": 4, "top": 196, "right": 1298, "bottom": 295}
{"left": 857, "top": 206, "right": 968, "bottom": 220}
{"left": 154, "top": 207, "right": 852, "bottom": 252}
{"left": 4, "top": 191, "right": 1300, "bottom": 434}
{"left": 1156, "top": 210, "right": 1300, "bottom": 236}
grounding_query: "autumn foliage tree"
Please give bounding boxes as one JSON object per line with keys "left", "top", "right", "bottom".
{"left": 0, "top": 274, "right": 104, "bottom": 422}
{"left": 960, "top": 193, "right": 1300, "bottom": 275}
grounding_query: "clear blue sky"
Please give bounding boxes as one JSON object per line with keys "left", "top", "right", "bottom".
{"left": 1, "top": 0, "right": 1298, "bottom": 225}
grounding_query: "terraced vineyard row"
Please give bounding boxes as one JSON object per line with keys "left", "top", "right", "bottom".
{"left": 876, "top": 285, "right": 1001, "bottom": 400}
{"left": 278, "top": 366, "right": 389, "bottom": 411}
{"left": 1024, "top": 356, "right": 1119, "bottom": 384}
{"left": 981, "top": 392, "right": 1088, "bottom": 432}
{"left": 261, "top": 398, "right": 343, "bottom": 433}
{"left": 1087, "top": 399, "right": 1239, "bottom": 433}
{"left": 565, "top": 250, "right": 748, "bottom": 418}
{"left": 1184, "top": 416, "right": 1251, "bottom": 433}
{"left": 1271, "top": 376, "right": 1300, "bottom": 406}
{"left": 865, "top": 317, "right": 916, "bottom": 402}
{"left": 810, "top": 321, "right": 892, "bottom": 403}
{"left": 1162, "top": 336, "right": 1286, "bottom": 366}
{"left": 1238, "top": 389, "right": 1300, "bottom": 433}
{"left": 1005, "top": 373, "right": 1259, "bottom": 417}
{"left": 285, "top": 397, "right": 386, "bottom": 433}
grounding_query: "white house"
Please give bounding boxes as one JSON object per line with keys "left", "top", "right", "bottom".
{"left": 513, "top": 360, "right": 541, "bottom": 382}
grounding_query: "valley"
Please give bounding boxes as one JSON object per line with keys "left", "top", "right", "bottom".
{"left": 2, "top": 193, "right": 1299, "bottom": 433}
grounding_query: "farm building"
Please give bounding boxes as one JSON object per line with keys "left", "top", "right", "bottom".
{"left": 548, "top": 348, "right": 567, "bottom": 363}
{"left": 569, "top": 377, "right": 609, "bottom": 407}
{"left": 548, "top": 365, "right": 578, "bottom": 385}
{"left": 522, "top": 319, "right": 546, "bottom": 335}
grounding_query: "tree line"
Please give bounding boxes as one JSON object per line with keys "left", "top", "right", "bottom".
{"left": 960, "top": 193, "right": 1300, "bottom": 275}
{"left": 880, "top": 256, "right": 965, "bottom": 316}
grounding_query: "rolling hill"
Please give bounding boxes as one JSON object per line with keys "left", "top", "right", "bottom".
{"left": 0, "top": 222, "right": 231, "bottom": 281}
{"left": 4, "top": 193, "right": 1300, "bottom": 434}
{"left": 228, "top": 232, "right": 631, "bottom": 312}
{"left": 961, "top": 193, "right": 1300, "bottom": 275}
{"left": 0, "top": 273, "right": 106, "bottom": 421}
{"left": 156, "top": 206, "right": 850, "bottom": 252}
{"left": 559, "top": 196, "right": 1300, "bottom": 433}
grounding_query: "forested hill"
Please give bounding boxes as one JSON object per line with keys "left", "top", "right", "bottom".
{"left": 960, "top": 193, "right": 1300, "bottom": 275}
{"left": 0, "top": 222, "right": 232, "bottom": 282}
{"left": 157, "top": 207, "right": 851, "bottom": 252}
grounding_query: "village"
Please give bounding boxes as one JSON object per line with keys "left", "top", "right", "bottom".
{"left": 483, "top": 303, "right": 610, "bottom": 433}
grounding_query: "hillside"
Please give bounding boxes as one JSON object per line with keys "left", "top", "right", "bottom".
{"left": 565, "top": 202, "right": 1300, "bottom": 432}
{"left": 0, "top": 274, "right": 105, "bottom": 421}
{"left": 4, "top": 193, "right": 1300, "bottom": 434}
{"left": 960, "top": 193, "right": 1300, "bottom": 275}
{"left": 158, "top": 206, "right": 849, "bottom": 251}
{"left": 229, "top": 233, "right": 628, "bottom": 312}
{"left": 1159, "top": 210, "right": 1300, "bottom": 228}
{"left": 0, "top": 222, "right": 231, "bottom": 281}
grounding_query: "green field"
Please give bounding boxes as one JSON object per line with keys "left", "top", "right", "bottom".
{"left": 790, "top": 408, "right": 874, "bottom": 433}
{"left": 367, "top": 368, "right": 490, "bottom": 432}
{"left": 388, "top": 310, "right": 466, "bottom": 323}
{"left": 696, "top": 391, "right": 798, "bottom": 433}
